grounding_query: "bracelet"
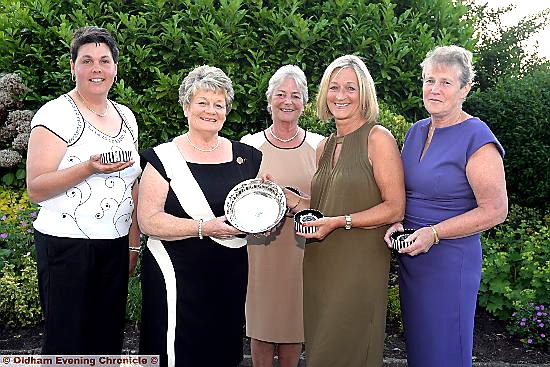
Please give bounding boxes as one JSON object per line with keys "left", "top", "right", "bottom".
{"left": 430, "top": 225, "right": 440, "bottom": 245}
{"left": 129, "top": 246, "right": 141, "bottom": 253}
{"left": 198, "top": 219, "right": 204, "bottom": 240}
{"left": 288, "top": 196, "right": 301, "bottom": 212}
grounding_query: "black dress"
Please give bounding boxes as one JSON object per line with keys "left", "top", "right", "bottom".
{"left": 139, "top": 141, "right": 261, "bottom": 367}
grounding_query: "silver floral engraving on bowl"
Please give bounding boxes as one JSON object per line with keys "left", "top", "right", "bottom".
{"left": 390, "top": 229, "right": 415, "bottom": 250}
{"left": 100, "top": 150, "right": 132, "bottom": 164}
{"left": 224, "top": 178, "right": 286, "bottom": 234}
{"left": 294, "top": 209, "right": 323, "bottom": 234}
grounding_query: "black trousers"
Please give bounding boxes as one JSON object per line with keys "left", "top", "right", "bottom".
{"left": 34, "top": 230, "right": 129, "bottom": 355}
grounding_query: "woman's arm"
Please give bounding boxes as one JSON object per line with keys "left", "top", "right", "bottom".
{"left": 128, "top": 181, "right": 141, "bottom": 274}
{"left": 401, "top": 143, "right": 508, "bottom": 256}
{"left": 137, "top": 163, "right": 199, "bottom": 241}
{"left": 137, "top": 163, "right": 242, "bottom": 241}
{"left": 435, "top": 143, "right": 508, "bottom": 237}
{"left": 26, "top": 126, "right": 133, "bottom": 203}
{"left": 299, "top": 126, "right": 405, "bottom": 239}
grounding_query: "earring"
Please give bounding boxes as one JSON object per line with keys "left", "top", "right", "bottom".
{"left": 71, "top": 74, "right": 76, "bottom": 83}
{"left": 114, "top": 75, "right": 118, "bottom": 82}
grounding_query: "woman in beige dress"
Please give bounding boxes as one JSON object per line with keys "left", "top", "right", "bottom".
{"left": 280, "top": 55, "right": 405, "bottom": 366}
{"left": 241, "top": 65, "right": 323, "bottom": 367}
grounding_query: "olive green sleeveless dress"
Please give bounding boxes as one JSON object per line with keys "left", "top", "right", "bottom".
{"left": 304, "top": 122, "right": 391, "bottom": 367}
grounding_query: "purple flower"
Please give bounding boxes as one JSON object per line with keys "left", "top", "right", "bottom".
{"left": 539, "top": 323, "right": 545, "bottom": 327}
{"left": 0, "top": 233, "right": 7, "bottom": 238}
{"left": 541, "top": 334, "right": 546, "bottom": 338}
{"left": 541, "top": 305, "right": 545, "bottom": 310}
{"left": 522, "top": 318, "right": 527, "bottom": 322}
{"left": 26, "top": 229, "right": 32, "bottom": 233}
{"left": 535, "top": 306, "right": 541, "bottom": 311}
{"left": 20, "top": 221, "right": 27, "bottom": 227}
{"left": 0, "top": 215, "right": 5, "bottom": 221}
{"left": 30, "top": 211, "right": 37, "bottom": 218}
{"left": 537, "top": 312, "right": 543, "bottom": 316}
{"left": 527, "top": 339, "right": 533, "bottom": 344}
{"left": 520, "top": 322, "right": 526, "bottom": 326}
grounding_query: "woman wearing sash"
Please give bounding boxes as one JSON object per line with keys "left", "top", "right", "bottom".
{"left": 137, "top": 65, "right": 262, "bottom": 367}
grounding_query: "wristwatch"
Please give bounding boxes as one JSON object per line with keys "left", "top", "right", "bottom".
{"left": 344, "top": 214, "right": 352, "bottom": 230}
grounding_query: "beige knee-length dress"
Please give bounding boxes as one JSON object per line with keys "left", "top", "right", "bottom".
{"left": 242, "top": 130, "right": 324, "bottom": 343}
{"left": 304, "top": 122, "right": 391, "bottom": 366}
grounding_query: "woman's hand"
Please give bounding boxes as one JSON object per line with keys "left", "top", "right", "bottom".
{"left": 88, "top": 154, "right": 135, "bottom": 174}
{"left": 296, "top": 216, "right": 341, "bottom": 241}
{"left": 398, "top": 226, "right": 437, "bottom": 256}
{"left": 205, "top": 215, "right": 244, "bottom": 239}
{"left": 384, "top": 222, "right": 404, "bottom": 247}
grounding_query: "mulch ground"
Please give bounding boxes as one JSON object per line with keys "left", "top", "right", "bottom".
{"left": 1, "top": 307, "right": 548, "bottom": 365}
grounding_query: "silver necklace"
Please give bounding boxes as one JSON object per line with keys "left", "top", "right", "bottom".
{"left": 269, "top": 125, "right": 300, "bottom": 143}
{"left": 185, "top": 133, "right": 220, "bottom": 152}
{"left": 75, "top": 89, "right": 109, "bottom": 117}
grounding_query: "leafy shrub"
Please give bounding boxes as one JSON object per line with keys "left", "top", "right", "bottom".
{"left": 299, "top": 101, "right": 411, "bottom": 147}
{"left": 0, "top": 253, "right": 41, "bottom": 327}
{"left": 478, "top": 205, "right": 550, "bottom": 320}
{"left": 386, "top": 284, "right": 403, "bottom": 332}
{"left": 464, "top": 65, "right": 550, "bottom": 209}
{"left": 0, "top": 188, "right": 37, "bottom": 269}
{"left": 0, "top": 0, "right": 474, "bottom": 149}
{"left": 508, "top": 303, "right": 549, "bottom": 352}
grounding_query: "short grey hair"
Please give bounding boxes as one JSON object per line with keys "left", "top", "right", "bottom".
{"left": 178, "top": 65, "right": 234, "bottom": 114}
{"left": 421, "top": 45, "right": 475, "bottom": 87}
{"left": 266, "top": 65, "right": 308, "bottom": 114}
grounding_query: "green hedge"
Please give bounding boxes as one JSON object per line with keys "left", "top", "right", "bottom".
{"left": 0, "top": 0, "right": 474, "bottom": 149}
{"left": 464, "top": 64, "right": 550, "bottom": 209}
{"left": 479, "top": 205, "right": 550, "bottom": 321}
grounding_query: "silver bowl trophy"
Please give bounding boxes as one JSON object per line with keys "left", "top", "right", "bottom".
{"left": 224, "top": 179, "right": 287, "bottom": 234}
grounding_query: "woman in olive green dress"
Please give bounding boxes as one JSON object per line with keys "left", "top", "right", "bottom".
{"left": 280, "top": 55, "right": 405, "bottom": 366}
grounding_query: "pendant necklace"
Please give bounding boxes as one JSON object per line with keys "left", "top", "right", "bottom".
{"left": 269, "top": 125, "right": 300, "bottom": 143}
{"left": 75, "top": 89, "right": 109, "bottom": 117}
{"left": 185, "top": 133, "right": 220, "bottom": 152}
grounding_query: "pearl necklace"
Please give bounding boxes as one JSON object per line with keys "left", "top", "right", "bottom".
{"left": 269, "top": 126, "right": 300, "bottom": 143}
{"left": 185, "top": 133, "right": 220, "bottom": 152}
{"left": 75, "top": 89, "right": 109, "bottom": 117}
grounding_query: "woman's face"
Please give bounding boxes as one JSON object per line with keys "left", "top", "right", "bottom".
{"left": 71, "top": 43, "right": 117, "bottom": 96}
{"left": 269, "top": 77, "right": 304, "bottom": 125}
{"left": 326, "top": 67, "right": 362, "bottom": 122}
{"left": 422, "top": 63, "right": 470, "bottom": 118}
{"left": 184, "top": 89, "right": 227, "bottom": 133}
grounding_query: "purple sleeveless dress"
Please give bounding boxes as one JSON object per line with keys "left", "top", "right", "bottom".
{"left": 399, "top": 117, "right": 504, "bottom": 367}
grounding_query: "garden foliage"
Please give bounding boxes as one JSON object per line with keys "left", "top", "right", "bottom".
{"left": 464, "top": 64, "right": 550, "bottom": 210}
{"left": 0, "top": 188, "right": 40, "bottom": 327}
{"left": 0, "top": 0, "right": 474, "bottom": 149}
{"left": 478, "top": 205, "right": 550, "bottom": 321}
{"left": 507, "top": 303, "right": 549, "bottom": 351}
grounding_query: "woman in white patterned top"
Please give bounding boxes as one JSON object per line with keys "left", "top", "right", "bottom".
{"left": 26, "top": 26, "right": 141, "bottom": 354}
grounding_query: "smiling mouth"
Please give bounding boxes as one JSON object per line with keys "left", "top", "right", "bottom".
{"left": 280, "top": 108, "right": 295, "bottom": 112}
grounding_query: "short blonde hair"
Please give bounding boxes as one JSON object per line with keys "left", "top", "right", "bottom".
{"left": 316, "top": 55, "right": 378, "bottom": 123}
{"left": 421, "top": 45, "right": 475, "bottom": 88}
{"left": 178, "top": 65, "right": 234, "bottom": 114}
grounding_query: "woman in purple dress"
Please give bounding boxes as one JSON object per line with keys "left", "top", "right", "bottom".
{"left": 384, "top": 45, "right": 508, "bottom": 367}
